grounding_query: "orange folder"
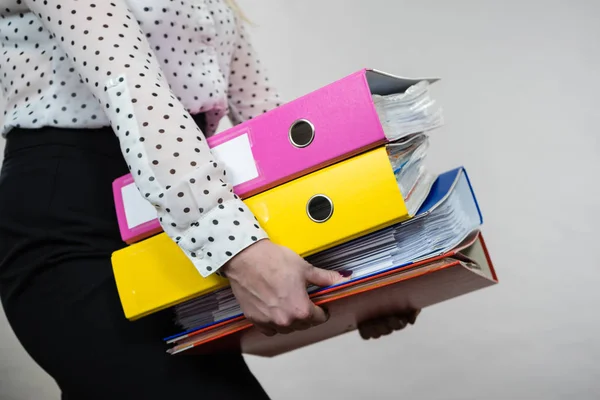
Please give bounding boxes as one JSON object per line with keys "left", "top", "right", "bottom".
{"left": 167, "top": 230, "right": 497, "bottom": 357}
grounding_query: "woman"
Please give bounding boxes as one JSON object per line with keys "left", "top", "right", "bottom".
{"left": 0, "top": 0, "right": 418, "bottom": 398}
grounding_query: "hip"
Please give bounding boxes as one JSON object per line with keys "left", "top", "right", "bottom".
{"left": 0, "top": 126, "right": 129, "bottom": 305}
{"left": 0, "top": 125, "right": 129, "bottom": 246}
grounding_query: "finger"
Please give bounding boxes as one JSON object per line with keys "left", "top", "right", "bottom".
{"left": 273, "top": 325, "right": 294, "bottom": 335}
{"left": 276, "top": 316, "right": 318, "bottom": 334}
{"left": 358, "top": 325, "right": 372, "bottom": 340}
{"left": 255, "top": 324, "right": 277, "bottom": 337}
{"left": 358, "top": 322, "right": 377, "bottom": 340}
{"left": 374, "top": 322, "right": 392, "bottom": 337}
{"left": 408, "top": 309, "right": 421, "bottom": 325}
{"left": 305, "top": 266, "right": 352, "bottom": 287}
{"left": 308, "top": 304, "right": 329, "bottom": 326}
{"left": 370, "top": 328, "right": 382, "bottom": 339}
{"left": 361, "top": 320, "right": 389, "bottom": 339}
{"left": 386, "top": 316, "right": 408, "bottom": 331}
{"left": 291, "top": 320, "right": 313, "bottom": 331}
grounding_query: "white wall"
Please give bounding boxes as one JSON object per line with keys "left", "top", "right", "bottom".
{"left": 2, "top": 0, "right": 599, "bottom": 398}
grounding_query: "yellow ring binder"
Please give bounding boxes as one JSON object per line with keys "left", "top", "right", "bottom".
{"left": 306, "top": 194, "right": 334, "bottom": 223}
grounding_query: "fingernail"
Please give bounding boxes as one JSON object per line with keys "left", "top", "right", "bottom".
{"left": 338, "top": 270, "right": 352, "bottom": 278}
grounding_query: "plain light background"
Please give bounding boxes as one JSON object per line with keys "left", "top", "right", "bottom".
{"left": 1, "top": 0, "right": 599, "bottom": 399}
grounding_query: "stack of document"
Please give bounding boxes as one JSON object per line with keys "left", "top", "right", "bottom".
{"left": 108, "top": 68, "right": 498, "bottom": 356}
{"left": 374, "top": 80, "right": 443, "bottom": 140}
{"left": 111, "top": 69, "right": 443, "bottom": 245}
{"left": 387, "top": 133, "right": 435, "bottom": 216}
{"left": 173, "top": 168, "right": 481, "bottom": 331}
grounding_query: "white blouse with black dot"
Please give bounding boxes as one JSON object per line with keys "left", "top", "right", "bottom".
{"left": 0, "top": 0, "right": 283, "bottom": 277}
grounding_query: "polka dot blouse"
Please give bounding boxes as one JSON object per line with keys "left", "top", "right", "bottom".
{"left": 0, "top": 0, "right": 283, "bottom": 277}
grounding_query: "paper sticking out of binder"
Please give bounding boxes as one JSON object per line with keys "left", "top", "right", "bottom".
{"left": 166, "top": 231, "right": 496, "bottom": 357}
{"left": 109, "top": 67, "right": 499, "bottom": 357}
{"left": 111, "top": 133, "right": 437, "bottom": 321}
{"left": 171, "top": 167, "right": 484, "bottom": 333}
{"left": 112, "top": 68, "right": 443, "bottom": 244}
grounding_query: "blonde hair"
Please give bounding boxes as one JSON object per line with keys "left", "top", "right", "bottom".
{"left": 224, "top": 0, "right": 251, "bottom": 24}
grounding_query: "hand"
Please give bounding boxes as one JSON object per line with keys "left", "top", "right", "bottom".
{"left": 222, "top": 239, "right": 351, "bottom": 336}
{"left": 358, "top": 309, "right": 421, "bottom": 340}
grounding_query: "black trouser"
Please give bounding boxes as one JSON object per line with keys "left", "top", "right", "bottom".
{"left": 0, "top": 124, "right": 270, "bottom": 399}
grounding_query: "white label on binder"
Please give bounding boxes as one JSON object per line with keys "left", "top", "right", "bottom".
{"left": 211, "top": 133, "right": 259, "bottom": 186}
{"left": 121, "top": 183, "right": 158, "bottom": 229}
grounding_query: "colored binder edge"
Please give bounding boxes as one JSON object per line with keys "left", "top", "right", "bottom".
{"left": 112, "top": 68, "right": 441, "bottom": 244}
{"left": 163, "top": 163, "right": 481, "bottom": 343}
{"left": 166, "top": 230, "right": 495, "bottom": 353}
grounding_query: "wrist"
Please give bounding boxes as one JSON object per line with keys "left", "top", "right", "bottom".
{"left": 221, "top": 238, "right": 269, "bottom": 279}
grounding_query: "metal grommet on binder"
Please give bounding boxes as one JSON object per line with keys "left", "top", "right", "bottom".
{"left": 306, "top": 194, "right": 334, "bottom": 223}
{"left": 289, "top": 119, "right": 315, "bottom": 148}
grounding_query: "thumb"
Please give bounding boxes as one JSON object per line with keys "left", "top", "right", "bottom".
{"left": 305, "top": 266, "right": 352, "bottom": 287}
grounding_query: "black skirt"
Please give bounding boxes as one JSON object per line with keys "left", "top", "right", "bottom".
{"left": 0, "top": 120, "right": 270, "bottom": 399}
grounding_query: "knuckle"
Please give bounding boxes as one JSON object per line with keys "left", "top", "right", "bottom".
{"left": 273, "top": 314, "right": 292, "bottom": 328}
{"left": 294, "top": 305, "right": 313, "bottom": 321}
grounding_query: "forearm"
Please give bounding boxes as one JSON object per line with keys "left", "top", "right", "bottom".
{"left": 26, "top": 0, "right": 267, "bottom": 276}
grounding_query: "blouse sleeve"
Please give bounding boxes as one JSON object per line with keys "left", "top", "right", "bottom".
{"left": 24, "top": 0, "right": 268, "bottom": 277}
{"left": 227, "top": 18, "right": 283, "bottom": 124}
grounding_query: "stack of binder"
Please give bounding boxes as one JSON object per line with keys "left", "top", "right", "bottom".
{"left": 110, "top": 68, "right": 498, "bottom": 357}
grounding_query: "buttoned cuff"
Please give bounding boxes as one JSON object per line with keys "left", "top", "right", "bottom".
{"left": 174, "top": 198, "right": 268, "bottom": 277}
